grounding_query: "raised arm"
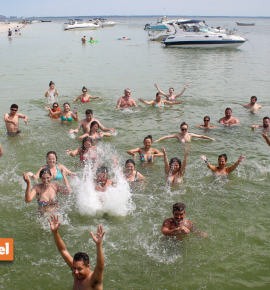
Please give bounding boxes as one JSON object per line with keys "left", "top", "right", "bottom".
{"left": 66, "top": 148, "right": 80, "bottom": 157}
{"left": 174, "top": 85, "right": 188, "bottom": 98}
{"left": 99, "top": 132, "right": 111, "bottom": 138}
{"left": 161, "top": 147, "right": 170, "bottom": 174}
{"left": 71, "top": 110, "right": 79, "bottom": 121}
{"left": 46, "top": 108, "right": 61, "bottom": 117}
{"left": 89, "top": 225, "right": 105, "bottom": 287}
{"left": 89, "top": 95, "right": 103, "bottom": 100}
{"left": 163, "top": 100, "right": 184, "bottom": 105}
{"left": 47, "top": 215, "right": 73, "bottom": 269}
{"left": 126, "top": 147, "right": 141, "bottom": 160}
{"left": 227, "top": 155, "right": 245, "bottom": 173}
{"left": 200, "top": 155, "right": 217, "bottom": 171}
{"left": 152, "top": 148, "right": 164, "bottom": 158}
{"left": 154, "top": 134, "right": 177, "bottom": 143}
{"left": 17, "top": 113, "right": 28, "bottom": 125}
{"left": 189, "top": 133, "right": 216, "bottom": 141}
{"left": 179, "top": 147, "right": 189, "bottom": 177}
{"left": 138, "top": 99, "right": 154, "bottom": 105}
{"left": 73, "top": 95, "right": 82, "bottom": 102}
{"left": 154, "top": 83, "right": 167, "bottom": 96}
{"left": 27, "top": 166, "right": 45, "bottom": 180}
{"left": 0, "top": 145, "right": 3, "bottom": 157}
{"left": 56, "top": 176, "right": 72, "bottom": 194}
{"left": 4, "top": 113, "right": 16, "bottom": 125}
{"left": 97, "top": 121, "right": 115, "bottom": 133}
{"left": 23, "top": 173, "right": 37, "bottom": 203}
{"left": 261, "top": 130, "right": 270, "bottom": 146}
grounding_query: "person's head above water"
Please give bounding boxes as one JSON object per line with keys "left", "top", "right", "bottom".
{"left": 218, "top": 154, "right": 227, "bottom": 167}
{"left": 46, "top": 151, "right": 58, "bottom": 164}
{"left": 251, "top": 96, "right": 257, "bottom": 103}
{"left": 82, "top": 86, "right": 87, "bottom": 93}
{"left": 143, "top": 135, "right": 152, "bottom": 148}
{"left": 39, "top": 168, "right": 52, "bottom": 179}
{"left": 49, "top": 81, "right": 55, "bottom": 89}
{"left": 63, "top": 102, "right": 70, "bottom": 111}
{"left": 125, "top": 159, "right": 135, "bottom": 170}
{"left": 82, "top": 136, "right": 92, "bottom": 152}
{"left": 263, "top": 117, "right": 270, "bottom": 128}
{"left": 52, "top": 102, "right": 59, "bottom": 108}
{"left": 204, "top": 116, "right": 210, "bottom": 122}
{"left": 96, "top": 166, "right": 109, "bottom": 185}
{"left": 169, "top": 87, "right": 174, "bottom": 94}
{"left": 124, "top": 88, "right": 131, "bottom": 97}
{"left": 156, "top": 92, "right": 162, "bottom": 100}
{"left": 173, "top": 202, "right": 186, "bottom": 212}
{"left": 10, "top": 104, "right": 18, "bottom": 114}
{"left": 72, "top": 252, "right": 90, "bottom": 280}
{"left": 180, "top": 122, "right": 188, "bottom": 132}
{"left": 225, "top": 108, "right": 232, "bottom": 118}
{"left": 90, "top": 121, "right": 99, "bottom": 132}
{"left": 169, "top": 157, "right": 181, "bottom": 172}
{"left": 172, "top": 203, "right": 186, "bottom": 221}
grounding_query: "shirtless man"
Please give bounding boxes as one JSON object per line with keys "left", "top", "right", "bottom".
{"left": 162, "top": 203, "right": 206, "bottom": 238}
{"left": 244, "top": 96, "right": 262, "bottom": 111}
{"left": 69, "top": 109, "right": 115, "bottom": 134}
{"left": 4, "top": 104, "right": 28, "bottom": 136}
{"left": 48, "top": 214, "right": 105, "bottom": 290}
{"left": 81, "top": 36, "right": 86, "bottom": 43}
{"left": 219, "top": 108, "right": 240, "bottom": 126}
{"left": 196, "top": 116, "right": 219, "bottom": 129}
{"left": 116, "top": 89, "right": 139, "bottom": 109}
{"left": 252, "top": 117, "right": 270, "bottom": 129}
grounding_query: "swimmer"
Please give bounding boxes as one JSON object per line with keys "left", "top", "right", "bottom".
{"left": 154, "top": 122, "right": 216, "bottom": 143}
{"left": 244, "top": 96, "right": 262, "bottom": 111}
{"left": 27, "top": 151, "right": 76, "bottom": 180}
{"left": 196, "top": 116, "right": 219, "bottom": 129}
{"left": 261, "top": 130, "right": 270, "bottom": 146}
{"left": 154, "top": 83, "right": 188, "bottom": 102}
{"left": 45, "top": 81, "right": 59, "bottom": 104}
{"left": 116, "top": 89, "right": 139, "bottom": 109}
{"left": 161, "top": 147, "right": 189, "bottom": 184}
{"left": 201, "top": 154, "right": 245, "bottom": 176}
{"left": 139, "top": 92, "right": 184, "bottom": 108}
{"left": 73, "top": 86, "right": 103, "bottom": 103}
{"left": 90, "top": 37, "right": 94, "bottom": 41}
{"left": 219, "top": 108, "right": 240, "bottom": 126}
{"left": 47, "top": 215, "right": 105, "bottom": 290}
{"left": 251, "top": 117, "right": 270, "bottom": 129}
{"left": 8, "top": 28, "right": 12, "bottom": 37}
{"left": 23, "top": 169, "right": 71, "bottom": 213}
{"left": 66, "top": 137, "right": 99, "bottom": 163}
{"left": 162, "top": 203, "right": 206, "bottom": 238}
{"left": 0, "top": 145, "right": 3, "bottom": 157}
{"left": 4, "top": 104, "right": 28, "bottom": 137}
{"left": 45, "top": 102, "right": 61, "bottom": 118}
{"left": 81, "top": 36, "right": 86, "bottom": 42}
{"left": 69, "top": 109, "right": 115, "bottom": 134}
{"left": 127, "top": 135, "right": 164, "bottom": 163}
{"left": 94, "top": 166, "right": 114, "bottom": 192}
{"left": 78, "top": 121, "right": 111, "bottom": 141}
{"left": 46, "top": 102, "right": 79, "bottom": 123}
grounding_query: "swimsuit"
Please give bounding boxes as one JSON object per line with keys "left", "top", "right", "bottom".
{"left": 155, "top": 101, "right": 164, "bottom": 108}
{"left": 7, "top": 130, "right": 21, "bottom": 137}
{"left": 37, "top": 196, "right": 58, "bottom": 207}
{"left": 89, "top": 132, "right": 102, "bottom": 141}
{"left": 47, "top": 90, "right": 57, "bottom": 104}
{"left": 81, "top": 97, "right": 90, "bottom": 103}
{"left": 61, "top": 116, "right": 73, "bottom": 122}
{"left": 179, "top": 139, "right": 191, "bottom": 143}
{"left": 133, "top": 171, "right": 140, "bottom": 182}
{"left": 167, "top": 174, "right": 183, "bottom": 183}
{"left": 80, "top": 150, "right": 97, "bottom": 161}
{"left": 47, "top": 164, "right": 63, "bottom": 180}
{"left": 51, "top": 107, "right": 61, "bottom": 119}
{"left": 140, "top": 149, "right": 153, "bottom": 162}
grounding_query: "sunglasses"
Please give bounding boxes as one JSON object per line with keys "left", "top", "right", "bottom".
{"left": 53, "top": 106, "right": 58, "bottom": 108}
{"left": 11, "top": 109, "right": 18, "bottom": 112}
{"left": 204, "top": 119, "right": 210, "bottom": 122}
{"left": 83, "top": 90, "right": 87, "bottom": 92}
{"left": 181, "top": 128, "right": 187, "bottom": 131}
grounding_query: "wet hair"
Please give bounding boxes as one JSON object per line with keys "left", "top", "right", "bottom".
{"left": 52, "top": 102, "right": 59, "bottom": 107}
{"left": 180, "top": 122, "right": 188, "bottom": 129}
{"left": 63, "top": 102, "right": 70, "bottom": 107}
{"left": 144, "top": 135, "right": 152, "bottom": 142}
{"left": 251, "top": 96, "right": 257, "bottom": 101}
{"left": 82, "top": 137, "right": 92, "bottom": 154}
{"left": 156, "top": 92, "right": 161, "bottom": 97}
{"left": 49, "top": 81, "right": 55, "bottom": 86}
{"left": 173, "top": 203, "right": 186, "bottom": 212}
{"left": 46, "top": 151, "right": 58, "bottom": 163}
{"left": 96, "top": 166, "right": 108, "bottom": 176}
{"left": 82, "top": 86, "right": 87, "bottom": 92}
{"left": 124, "top": 88, "right": 130, "bottom": 93}
{"left": 169, "top": 158, "right": 181, "bottom": 171}
{"left": 263, "top": 117, "right": 269, "bottom": 121}
{"left": 204, "top": 116, "right": 210, "bottom": 121}
{"left": 90, "top": 121, "right": 99, "bottom": 130}
{"left": 10, "top": 104, "right": 18, "bottom": 109}
{"left": 39, "top": 168, "right": 52, "bottom": 178}
{"left": 218, "top": 154, "right": 228, "bottom": 161}
{"left": 225, "top": 108, "right": 232, "bottom": 112}
{"left": 169, "top": 87, "right": 174, "bottom": 91}
{"left": 125, "top": 159, "right": 135, "bottom": 167}
{"left": 85, "top": 109, "right": 93, "bottom": 115}
{"left": 73, "top": 252, "right": 89, "bottom": 266}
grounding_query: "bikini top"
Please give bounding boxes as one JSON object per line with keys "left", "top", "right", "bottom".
{"left": 37, "top": 196, "right": 58, "bottom": 207}
{"left": 80, "top": 149, "right": 98, "bottom": 161}
{"left": 167, "top": 173, "right": 183, "bottom": 183}
{"left": 140, "top": 149, "right": 153, "bottom": 162}
{"left": 61, "top": 116, "right": 72, "bottom": 122}
{"left": 133, "top": 171, "right": 140, "bottom": 182}
{"left": 47, "top": 164, "right": 63, "bottom": 180}
{"left": 81, "top": 97, "right": 90, "bottom": 103}
{"left": 155, "top": 101, "right": 164, "bottom": 108}
{"left": 89, "top": 132, "right": 102, "bottom": 141}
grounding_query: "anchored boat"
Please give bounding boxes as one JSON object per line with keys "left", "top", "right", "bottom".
{"left": 63, "top": 19, "right": 99, "bottom": 30}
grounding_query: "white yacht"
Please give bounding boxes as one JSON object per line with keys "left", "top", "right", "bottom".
{"left": 92, "top": 18, "right": 116, "bottom": 27}
{"left": 162, "top": 20, "right": 246, "bottom": 48}
{"left": 63, "top": 19, "right": 99, "bottom": 30}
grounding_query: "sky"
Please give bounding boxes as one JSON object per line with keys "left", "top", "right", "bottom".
{"left": 1, "top": 0, "right": 269, "bottom": 17}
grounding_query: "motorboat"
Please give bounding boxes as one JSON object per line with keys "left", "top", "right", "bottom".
{"left": 92, "top": 18, "right": 116, "bottom": 27}
{"left": 63, "top": 19, "right": 99, "bottom": 30}
{"left": 236, "top": 22, "right": 255, "bottom": 26}
{"left": 31, "top": 20, "right": 40, "bottom": 23}
{"left": 148, "top": 23, "right": 175, "bottom": 41}
{"left": 144, "top": 16, "right": 174, "bottom": 31}
{"left": 162, "top": 20, "right": 246, "bottom": 48}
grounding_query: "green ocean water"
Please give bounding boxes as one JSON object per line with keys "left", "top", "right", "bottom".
{"left": 1, "top": 16, "right": 270, "bottom": 289}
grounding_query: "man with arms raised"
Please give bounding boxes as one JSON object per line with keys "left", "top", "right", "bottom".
{"left": 69, "top": 109, "right": 115, "bottom": 135}
{"left": 219, "top": 108, "right": 240, "bottom": 126}
{"left": 48, "top": 214, "right": 105, "bottom": 290}
{"left": 4, "top": 104, "right": 28, "bottom": 136}
{"left": 116, "top": 88, "right": 139, "bottom": 109}
{"left": 162, "top": 203, "right": 206, "bottom": 238}
{"left": 244, "top": 96, "right": 262, "bottom": 111}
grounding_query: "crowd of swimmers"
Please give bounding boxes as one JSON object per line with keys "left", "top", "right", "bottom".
{"left": 2, "top": 82, "right": 270, "bottom": 289}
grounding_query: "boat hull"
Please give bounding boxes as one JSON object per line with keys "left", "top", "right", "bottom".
{"left": 163, "top": 40, "right": 246, "bottom": 48}
{"left": 236, "top": 22, "right": 255, "bottom": 26}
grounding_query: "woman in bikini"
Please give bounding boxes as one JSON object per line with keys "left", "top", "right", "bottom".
{"left": 127, "top": 135, "right": 163, "bottom": 163}
{"left": 45, "top": 102, "right": 61, "bottom": 119}
{"left": 27, "top": 151, "right": 76, "bottom": 180}
{"left": 45, "top": 81, "right": 59, "bottom": 104}
{"left": 22, "top": 168, "right": 71, "bottom": 213}
{"left": 73, "top": 86, "right": 103, "bottom": 103}
{"left": 139, "top": 93, "right": 184, "bottom": 108}
{"left": 78, "top": 121, "right": 111, "bottom": 141}
{"left": 154, "top": 122, "right": 216, "bottom": 143}
{"left": 46, "top": 103, "right": 79, "bottom": 124}
{"left": 66, "top": 136, "right": 99, "bottom": 163}
{"left": 161, "top": 147, "right": 189, "bottom": 184}
{"left": 154, "top": 83, "right": 188, "bottom": 101}
{"left": 196, "top": 116, "right": 219, "bottom": 129}
{"left": 201, "top": 154, "right": 245, "bottom": 176}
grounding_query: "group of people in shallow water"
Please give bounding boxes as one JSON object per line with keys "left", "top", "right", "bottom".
{"left": 2, "top": 82, "right": 270, "bottom": 289}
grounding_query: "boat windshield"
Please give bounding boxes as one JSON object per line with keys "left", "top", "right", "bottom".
{"left": 180, "top": 21, "right": 215, "bottom": 33}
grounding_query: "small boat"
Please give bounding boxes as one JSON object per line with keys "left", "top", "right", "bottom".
{"left": 118, "top": 37, "right": 131, "bottom": 40}
{"left": 41, "top": 20, "right": 51, "bottom": 22}
{"left": 144, "top": 16, "right": 173, "bottom": 31}
{"left": 92, "top": 18, "right": 116, "bottom": 27}
{"left": 63, "top": 19, "right": 99, "bottom": 30}
{"left": 148, "top": 24, "right": 175, "bottom": 41}
{"left": 236, "top": 22, "right": 255, "bottom": 26}
{"left": 31, "top": 20, "right": 40, "bottom": 23}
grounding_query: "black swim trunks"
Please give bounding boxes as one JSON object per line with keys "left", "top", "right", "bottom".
{"left": 7, "top": 130, "right": 21, "bottom": 137}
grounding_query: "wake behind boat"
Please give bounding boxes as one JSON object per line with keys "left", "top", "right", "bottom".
{"left": 63, "top": 19, "right": 99, "bottom": 30}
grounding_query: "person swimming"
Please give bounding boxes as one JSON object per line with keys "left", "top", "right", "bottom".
{"left": 78, "top": 121, "right": 112, "bottom": 141}
{"left": 45, "top": 81, "right": 59, "bottom": 104}
{"left": 45, "top": 102, "right": 61, "bottom": 119}
{"left": 139, "top": 92, "right": 184, "bottom": 108}
{"left": 196, "top": 116, "right": 219, "bottom": 129}
{"left": 73, "top": 86, "right": 103, "bottom": 103}
{"left": 154, "top": 83, "right": 188, "bottom": 101}
{"left": 200, "top": 153, "right": 245, "bottom": 176}
{"left": 46, "top": 102, "right": 79, "bottom": 123}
